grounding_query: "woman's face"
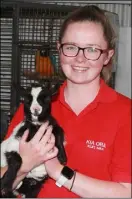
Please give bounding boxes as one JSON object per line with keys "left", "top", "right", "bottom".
{"left": 58, "top": 21, "right": 114, "bottom": 84}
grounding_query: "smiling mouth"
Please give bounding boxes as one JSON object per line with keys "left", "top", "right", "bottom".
{"left": 72, "top": 66, "right": 88, "bottom": 72}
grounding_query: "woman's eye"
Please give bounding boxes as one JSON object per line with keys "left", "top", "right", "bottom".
{"left": 66, "top": 45, "right": 76, "bottom": 50}
{"left": 87, "top": 47, "right": 96, "bottom": 52}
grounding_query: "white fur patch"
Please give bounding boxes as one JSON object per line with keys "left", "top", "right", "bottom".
{"left": 30, "top": 87, "right": 42, "bottom": 118}
{"left": 1, "top": 122, "right": 24, "bottom": 167}
{"left": 27, "top": 164, "right": 47, "bottom": 180}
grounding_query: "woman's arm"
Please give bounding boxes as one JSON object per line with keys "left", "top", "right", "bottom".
{"left": 64, "top": 171, "right": 131, "bottom": 198}
{"left": 1, "top": 166, "right": 28, "bottom": 193}
{"left": 45, "top": 158, "right": 131, "bottom": 198}
{"left": 12, "top": 170, "right": 28, "bottom": 190}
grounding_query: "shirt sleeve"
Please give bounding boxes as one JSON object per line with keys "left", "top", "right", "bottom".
{"left": 4, "top": 103, "right": 24, "bottom": 139}
{"left": 110, "top": 108, "right": 131, "bottom": 183}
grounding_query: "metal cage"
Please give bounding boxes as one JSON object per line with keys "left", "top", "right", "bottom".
{"left": 0, "top": 1, "right": 119, "bottom": 120}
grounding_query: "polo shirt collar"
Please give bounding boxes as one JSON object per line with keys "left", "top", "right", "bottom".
{"left": 58, "top": 78, "right": 117, "bottom": 106}
{"left": 96, "top": 79, "right": 117, "bottom": 103}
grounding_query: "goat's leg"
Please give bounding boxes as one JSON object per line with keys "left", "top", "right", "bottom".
{"left": 53, "top": 126, "right": 67, "bottom": 165}
{"left": 17, "top": 177, "right": 47, "bottom": 198}
{"left": 1, "top": 151, "right": 22, "bottom": 198}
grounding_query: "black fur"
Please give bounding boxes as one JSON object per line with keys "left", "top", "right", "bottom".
{"left": 0, "top": 82, "right": 67, "bottom": 198}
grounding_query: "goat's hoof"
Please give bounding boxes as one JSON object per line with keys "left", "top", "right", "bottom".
{"left": 30, "top": 179, "right": 37, "bottom": 186}
{"left": 1, "top": 188, "right": 15, "bottom": 198}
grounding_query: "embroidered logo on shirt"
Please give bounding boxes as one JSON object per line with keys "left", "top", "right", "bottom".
{"left": 86, "top": 140, "right": 106, "bottom": 151}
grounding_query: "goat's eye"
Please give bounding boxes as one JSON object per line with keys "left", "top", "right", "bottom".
{"left": 24, "top": 95, "right": 32, "bottom": 104}
{"left": 44, "top": 96, "right": 51, "bottom": 103}
{"left": 37, "top": 96, "right": 44, "bottom": 105}
{"left": 38, "top": 94, "right": 44, "bottom": 101}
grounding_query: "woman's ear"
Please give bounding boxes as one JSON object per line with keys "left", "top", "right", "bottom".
{"left": 104, "top": 49, "right": 115, "bottom": 65}
{"left": 57, "top": 42, "right": 61, "bottom": 51}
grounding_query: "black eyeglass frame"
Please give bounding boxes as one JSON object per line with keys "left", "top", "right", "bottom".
{"left": 59, "top": 43, "right": 108, "bottom": 61}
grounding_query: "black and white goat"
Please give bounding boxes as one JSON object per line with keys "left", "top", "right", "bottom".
{"left": 0, "top": 83, "right": 67, "bottom": 198}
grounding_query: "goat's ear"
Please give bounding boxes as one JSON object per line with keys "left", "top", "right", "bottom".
{"left": 50, "top": 83, "right": 60, "bottom": 96}
{"left": 19, "top": 86, "right": 27, "bottom": 96}
{"left": 12, "top": 82, "right": 27, "bottom": 96}
{"left": 45, "top": 82, "right": 51, "bottom": 90}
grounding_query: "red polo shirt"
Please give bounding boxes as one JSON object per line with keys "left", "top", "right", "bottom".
{"left": 5, "top": 79, "right": 131, "bottom": 198}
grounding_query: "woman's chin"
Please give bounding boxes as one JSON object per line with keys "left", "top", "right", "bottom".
{"left": 67, "top": 76, "right": 90, "bottom": 85}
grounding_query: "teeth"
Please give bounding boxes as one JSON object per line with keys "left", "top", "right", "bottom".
{"left": 72, "top": 66, "right": 88, "bottom": 71}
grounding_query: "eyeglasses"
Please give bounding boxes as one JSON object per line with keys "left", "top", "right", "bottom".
{"left": 60, "top": 43, "right": 108, "bottom": 61}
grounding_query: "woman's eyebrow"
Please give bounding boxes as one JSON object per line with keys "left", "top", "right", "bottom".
{"left": 61, "top": 42, "right": 101, "bottom": 48}
{"left": 63, "top": 42, "right": 102, "bottom": 48}
{"left": 85, "top": 43, "right": 102, "bottom": 48}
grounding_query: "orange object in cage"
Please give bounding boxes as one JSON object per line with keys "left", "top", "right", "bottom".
{"left": 35, "top": 49, "right": 54, "bottom": 76}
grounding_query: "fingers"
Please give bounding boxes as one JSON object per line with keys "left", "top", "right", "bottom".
{"left": 31, "top": 121, "right": 49, "bottom": 145}
{"left": 20, "top": 122, "right": 57, "bottom": 162}
{"left": 47, "top": 132, "right": 55, "bottom": 144}
{"left": 46, "top": 147, "right": 58, "bottom": 159}
{"left": 20, "top": 130, "right": 29, "bottom": 143}
{"left": 39, "top": 125, "right": 53, "bottom": 146}
{"left": 38, "top": 127, "right": 56, "bottom": 159}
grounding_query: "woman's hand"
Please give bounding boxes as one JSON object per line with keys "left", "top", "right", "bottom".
{"left": 44, "top": 139, "right": 67, "bottom": 179}
{"left": 45, "top": 157, "right": 63, "bottom": 180}
{"left": 18, "top": 122, "right": 58, "bottom": 174}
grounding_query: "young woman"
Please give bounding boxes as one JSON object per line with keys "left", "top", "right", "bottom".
{"left": 1, "top": 5, "right": 131, "bottom": 198}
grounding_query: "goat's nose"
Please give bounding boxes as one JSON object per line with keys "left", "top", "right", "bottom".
{"left": 33, "top": 106, "right": 40, "bottom": 111}
{"left": 32, "top": 106, "right": 41, "bottom": 116}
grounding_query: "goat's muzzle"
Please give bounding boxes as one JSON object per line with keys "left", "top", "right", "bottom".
{"left": 34, "top": 109, "right": 39, "bottom": 116}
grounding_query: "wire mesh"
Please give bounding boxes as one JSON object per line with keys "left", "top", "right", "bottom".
{"left": 18, "top": 7, "right": 67, "bottom": 88}
{"left": 1, "top": 2, "right": 72, "bottom": 119}
{"left": 1, "top": 1, "right": 119, "bottom": 120}
{"left": 0, "top": 17, "right": 13, "bottom": 117}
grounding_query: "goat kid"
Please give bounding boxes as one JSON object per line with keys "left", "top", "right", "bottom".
{"left": 0, "top": 83, "right": 67, "bottom": 198}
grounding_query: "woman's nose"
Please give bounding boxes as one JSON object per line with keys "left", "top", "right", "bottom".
{"left": 75, "top": 49, "right": 86, "bottom": 62}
